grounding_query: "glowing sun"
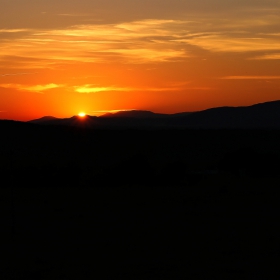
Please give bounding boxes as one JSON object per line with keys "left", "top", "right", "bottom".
{"left": 78, "top": 112, "right": 86, "bottom": 118}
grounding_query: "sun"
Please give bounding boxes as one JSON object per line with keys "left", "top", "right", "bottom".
{"left": 78, "top": 112, "right": 86, "bottom": 118}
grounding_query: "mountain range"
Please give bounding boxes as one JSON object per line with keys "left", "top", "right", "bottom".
{"left": 24, "top": 100, "right": 280, "bottom": 129}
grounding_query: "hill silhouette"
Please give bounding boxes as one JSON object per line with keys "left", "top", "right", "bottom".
{"left": 101, "top": 110, "right": 167, "bottom": 118}
{"left": 26, "top": 100, "right": 280, "bottom": 129}
{"left": 31, "top": 116, "right": 58, "bottom": 122}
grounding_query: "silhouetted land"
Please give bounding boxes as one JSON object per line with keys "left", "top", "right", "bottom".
{"left": 29, "top": 99, "right": 280, "bottom": 129}
{"left": 0, "top": 121, "right": 280, "bottom": 279}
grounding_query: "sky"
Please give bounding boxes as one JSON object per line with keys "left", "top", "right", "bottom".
{"left": 1, "top": 0, "right": 280, "bottom": 120}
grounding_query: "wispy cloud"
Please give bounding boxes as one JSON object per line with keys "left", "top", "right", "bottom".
{"left": 183, "top": 35, "right": 280, "bottom": 53}
{"left": 74, "top": 84, "right": 186, "bottom": 93}
{"left": 0, "top": 20, "right": 189, "bottom": 66}
{"left": 221, "top": 76, "right": 280, "bottom": 80}
{"left": 249, "top": 53, "right": 280, "bottom": 60}
{"left": 1, "top": 14, "right": 280, "bottom": 69}
{"left": 57, "top": 13, "right": 90, "bottom": 17}
{"left": 91, "top": 109, "right": 137, "bottom": 114}
{"left": 0, "top": 72, "right": 37, "bottom": 77}
{"left": 0, "top": 81, "right": 190, "bottom": 94}
{"left": 0, "top": 29, "right": 29, "bottom": 33}
{"left": 74, "top": 85, "right": 132, "bottom": 93}
{"left": 0, "top": 83, "right": 62, "bottom": 92}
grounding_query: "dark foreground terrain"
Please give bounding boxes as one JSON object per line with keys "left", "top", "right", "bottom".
{"left": 0, "top": 122, "right": 279, "bottom": 279}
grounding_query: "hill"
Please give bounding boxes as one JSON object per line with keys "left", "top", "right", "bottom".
{"left": 24, "top": 100, "right": 280, "bottom": 129}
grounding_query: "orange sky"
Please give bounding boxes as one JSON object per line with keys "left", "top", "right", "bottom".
{"left": 1, "top": 0, "right": 280, "bottom": 121}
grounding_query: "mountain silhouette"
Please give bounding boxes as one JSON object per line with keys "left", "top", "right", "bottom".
{"left": 25, "top": 100, "right": 280, "bottom": 129}
{"left": 30, "top": 116, "right": 59, "bottom": 123}
{"left": 177, "top": 100, "right": 280, "bottom": 129}
{"left": 29, "top": 115, "right": 99, "bottom": 127}
{"left": 101, "top": 110, "right": 167, "bottom": 118}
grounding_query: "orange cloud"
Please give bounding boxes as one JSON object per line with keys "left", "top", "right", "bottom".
{"left": 181, "top": 34, "right": 280, "bottom": 53}
{"left": 1, "top": 14, "right": 280, "bottom": 72}
{"left": 73, "top": 84, "right": 187, "bottom": 94}
{"left": 221, "top": 76, "right": 280, "bottom": 80}
{"left": 0, "top": 29, "right": 29, "bottom": 33}
{"left": 91, "top": 109, "right": 137, "bottom": 115}
{"left": 250, "top": 53, "right": 280, "bottom": 60}
{"left": 0, "top": 83, "right": 63, "bottom": 92}
{"left": 0, "top": 20, "right": 189, "bottom": 68}
{"left": 0, "top": 72, "right": 37, "bottom": 77}
{"left": 74, "top": 85, "right": 132, "bottom": 93}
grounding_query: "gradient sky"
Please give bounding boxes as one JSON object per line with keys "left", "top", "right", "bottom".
{"left": 1, "top": 0, "right": 280, "bottom": 120}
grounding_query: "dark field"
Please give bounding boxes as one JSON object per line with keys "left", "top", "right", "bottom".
{"left": 0, "top": 122, "right": 279, "bottom": 279}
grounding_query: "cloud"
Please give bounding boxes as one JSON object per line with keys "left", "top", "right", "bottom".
{"left": 0, "top": 72, "right": 37, "bottom": 77}
{"left": 91, "top": 109, "right": 137, "bottom": 114}
{"left": 57, "top": 13, "right": 89, "bottom": 17}
{"left": 249, "top": 53, "right": 280, "bottom": 60}
{"left": 23, "top": 84, "right": 62, "bottom": 92}
{"left": 0, "top": 20, "right": 189, "bottom": 66}
{"left": 221, "top": 76, "right": 280, "bottom": 80}
{"left": 0, "top": 29, "right": 29, "bottom": 33}
{"left": 0, "top": 83, "right": 62, "bottom": 92}
{"left": 74, "top": 83, "right": 187, "bottom": 93}
{"left": 1, "top": 12, "right": 280, "bottom": 70}
{"left": 0, "top": 81, "right": 190, "bottom": 94}
{"left": 189, "top": 36, "right": 280, "bottom": 53}
{"left": 74, "top": 85, "right": 132, "bottom": 93}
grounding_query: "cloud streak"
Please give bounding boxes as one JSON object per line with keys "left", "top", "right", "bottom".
{"left": 74, "top": 85, "right": 132, "bottom": 93}
{"left": 184, "top": 35, "right": 280, "bottom": 53}
{"left": 0, "top": 81, "right": 190, "bottom": 94}
{"left": 250, "top": 53, "right": 280, "bottom": 60}
{"left": 0, "top": 83, "right": 62, "bottom": 92}
{"left": 1, "top": 12, "right": 280, "bottom": 70}
{"left": 221, "top": 76, "right": 280, "bottom": 80}
{"left": 0, "top": 72, "right": 37, "bottom": 77}
{"left": 74, "top": 84, "right": 186, "bottom": 93}
{"left": 0, "top": 20, "right": 189, "bottom": 67}
{"left": 91, "top": 109, "right": 138, "bottom": 115}
{"left": 0, "top": 29, "right": 29, "bottom": 33}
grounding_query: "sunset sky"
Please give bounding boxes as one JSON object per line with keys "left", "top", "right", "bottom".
{"left": 1, "top": 0, "right": 280, "bottom": 120}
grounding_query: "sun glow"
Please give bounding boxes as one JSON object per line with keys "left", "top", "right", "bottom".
{"left": 78, "top": 112, "right": 86, "bottom": 117}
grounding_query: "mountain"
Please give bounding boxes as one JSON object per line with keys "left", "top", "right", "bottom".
{"left": 26, "top": 100, "right": 280, "bottom": 129}
{"left": 173, "top": 100, "right": 280, "bottom": 129}
{"left": 29, "top": 115, "right": 99, "bottom": 127}
{"left": 101, "top": 110, "right": 167, "bottom": 118}
{"left": 29, "top": 116, "right": 59, "bottom": 124}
